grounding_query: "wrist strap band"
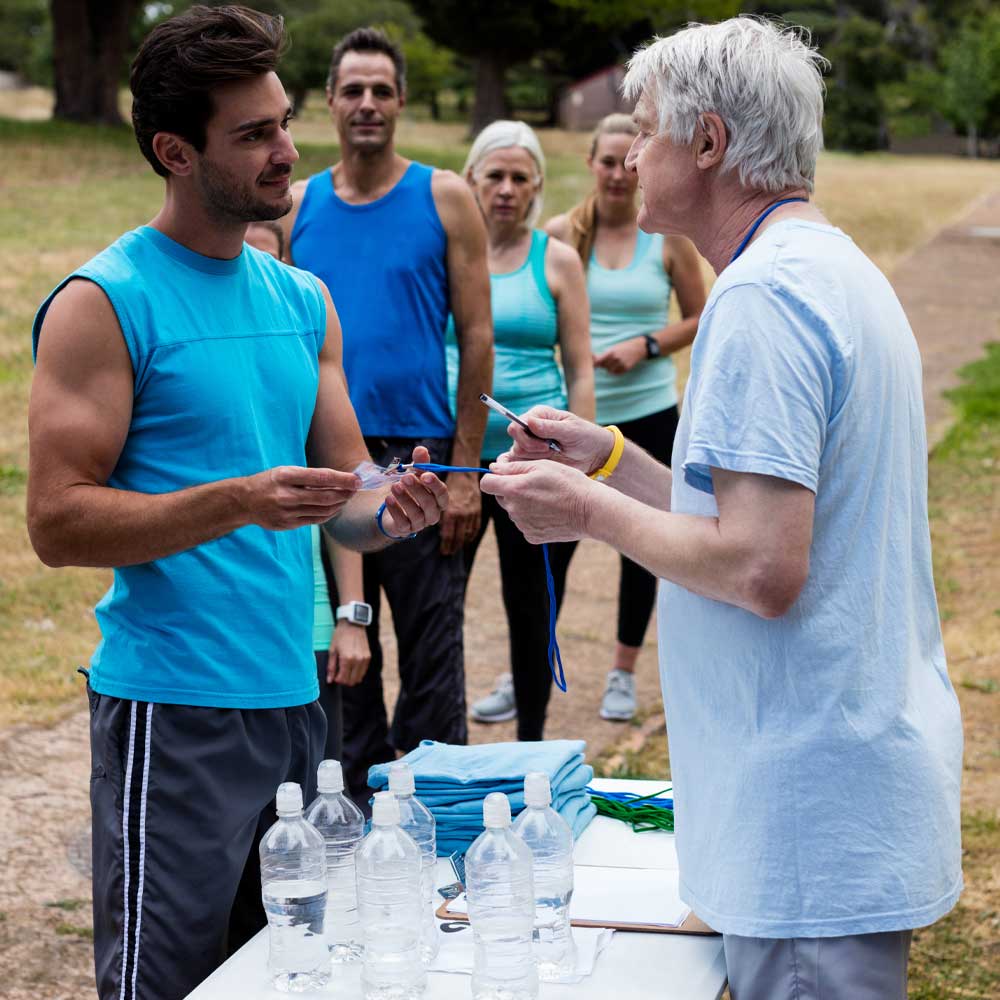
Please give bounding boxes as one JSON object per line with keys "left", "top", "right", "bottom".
{"left": 376, "top": 500, "right": 416, "bottom": 541}
{"left": 589, "top": 425, "right": 625, "bottom": 482}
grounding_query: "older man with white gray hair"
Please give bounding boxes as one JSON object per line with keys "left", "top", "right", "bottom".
{"left": 482, "top": 16, "right": 962, "bottom": 999}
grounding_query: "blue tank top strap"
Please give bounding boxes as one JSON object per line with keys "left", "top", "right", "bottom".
{"left": 529, "top": 230, "right": 554, "bottom": 310}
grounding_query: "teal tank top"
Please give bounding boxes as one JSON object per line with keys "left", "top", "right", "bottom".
{"left": 32, "top": 227, "right": 327, "bottom": 708}
{"left": 588, "top": 229, "right": 676, "bottom": 425}
{"left": 312, "top": 526, "right": 333, "bottom": 651}
{"left": 446, "top": 230, "right": 567, "bottom": 460}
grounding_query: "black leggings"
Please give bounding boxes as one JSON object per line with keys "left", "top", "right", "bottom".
{"left": 463, "top": 485, "right": 577, "bottom": 742}
{"left": 613, "top": 406, "right": 680, "bottom": 648}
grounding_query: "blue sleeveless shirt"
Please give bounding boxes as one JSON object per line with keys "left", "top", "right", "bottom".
{"left": 291, "top": 162, "right": 452, "bottom": 438}
{"left": 32, "top": 226, "right": 326, "bottom": 708}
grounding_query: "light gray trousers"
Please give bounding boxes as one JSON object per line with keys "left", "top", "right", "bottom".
{"left": 724, "top": 930, "right": 913, "bottom": 1000}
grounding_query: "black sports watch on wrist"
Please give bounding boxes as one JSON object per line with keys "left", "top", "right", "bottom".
{"left": 336, "top": 601, "right": 373, "bottom": 627}
{"left": 643, "top": 334, "right": 661, "bottom": 359}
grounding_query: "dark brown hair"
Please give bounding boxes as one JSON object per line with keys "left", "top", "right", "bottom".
{"left": 246, "top": 219, "right": 285, "bottom": 259}
{"left": 326, "top": 27, "right": 406, "bottom": 95}
{"left": 567, "top": 113, "right": 639, "bottom": 267}
{"left": 130, "top": 5, "right": 287, "bottom": 177}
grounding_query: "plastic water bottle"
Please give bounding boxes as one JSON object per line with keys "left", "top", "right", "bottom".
{"left": 466, "top": 792, "right": 538, "bottom": 1000}
{"left": 259, "top": 782, "right": 330, "bottom": 992}
{"left": 304, "top": 760, "right": 365, "bottom": 962}
{"left": 356, "top": 791, "right": 427, "bottom": 999}
{"left": 388, "top": 762, "right": 439, "bottom": 963}
{"left": 512, "top": 772, "right": 577, "bottom": 980}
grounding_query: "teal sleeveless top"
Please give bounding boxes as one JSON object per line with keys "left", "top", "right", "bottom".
{"left": 588, "top": 229, "right": 676, "bottom": 425}
{"left": 312, "top": 526, "right": 334, "bottom": 652}
{"left": 32, "top": 227, "right": 326, "bottom": 708}
{"left": 446, "top": 230, "right": 567, "bottom": 460}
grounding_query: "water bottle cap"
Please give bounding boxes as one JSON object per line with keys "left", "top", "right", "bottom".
{"left": 372, "top": 790, "right": 400, "bottom": 825}
{"left": 483, "top": 792, "right": 512, "bottom": 829}
{"left": 275, "top": 781, "right": 302, "bottom": 815}
{"left": 524, "top": 771, "right": 551, "bottom": 808}
{"left": 387, "top": 761, "right": 415, "bottom": 795}
{"left": 317, "top": 759, "right": 344, "bottom": 793}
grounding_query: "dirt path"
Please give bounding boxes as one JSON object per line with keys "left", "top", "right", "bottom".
{"left": 892, "top": 189, "right": 1000, "bottom": 448}
{"left": 2, "top": 193, "right": 999, "bottom": 998}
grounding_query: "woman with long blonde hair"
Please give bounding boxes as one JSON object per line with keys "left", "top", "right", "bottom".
{"left": 546, "top": 112, "right": 706, "bottom": 722}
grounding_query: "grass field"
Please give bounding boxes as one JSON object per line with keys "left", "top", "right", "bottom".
{"left": 1, "top": 108, "right": 999, "bottom": 997}
{"left": 2, "top": 113, "right": 999, "bottom": 728}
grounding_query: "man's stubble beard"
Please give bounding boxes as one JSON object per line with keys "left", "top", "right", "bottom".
{"left": 197, "top": 155, "right": 293, "bottom": 224}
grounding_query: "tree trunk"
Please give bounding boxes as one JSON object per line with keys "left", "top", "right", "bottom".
{"left": 291, "top": 86, "right": 309, "bottom": 115}
{"left": 51, "top": 0, "right": 139, "bottom": 125}
{"left": 966, "top": 121, "right": 979, "bottom": 159}
{"left": 470, "top": 51, "right": 508, "bottom": 136}
{"left": 429, "top": 91, "right": 440, "bottom": 121}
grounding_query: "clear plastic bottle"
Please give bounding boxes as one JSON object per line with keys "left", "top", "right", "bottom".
{"left": 512, "top": 772, "right": 577, "bottom": 980}
{"left": 356, "top": 791, "right": 427, "bottom": 999}
{"left": 388, "top": 761, "right": 439, "bottom": 963}
{"left": 466, "top": 792, "right": 538, "bottom": 1000}
{"left": 259, "top": 782, "right": 330, "bottom": 992}
{"left": 304, "top": 759, "right": 365, "bottom": 962}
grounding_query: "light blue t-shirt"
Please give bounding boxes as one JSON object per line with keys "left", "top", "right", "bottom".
{"left": 659, "top": 219, "right": 963, "bottom": 938}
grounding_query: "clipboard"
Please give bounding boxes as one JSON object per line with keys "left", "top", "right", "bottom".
{"left": 435, "top": 895, "right": 717, "bottom": 937}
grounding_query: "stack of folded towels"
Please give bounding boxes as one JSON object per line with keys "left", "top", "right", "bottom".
{"left": 369, "top": 739, "right": 597, "bottom": 856}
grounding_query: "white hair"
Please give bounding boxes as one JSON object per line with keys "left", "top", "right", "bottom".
{"left": 623, "top": 17, "right": 828, "bottom": 193}
{"left": 463, "top": 120, "right": 546, "bottom": 227}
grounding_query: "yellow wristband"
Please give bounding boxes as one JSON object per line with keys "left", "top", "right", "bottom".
{"left": 589, "top": 425, "right": 625, "bottom": 482}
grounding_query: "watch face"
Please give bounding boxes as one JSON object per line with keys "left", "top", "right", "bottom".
{"left": 351, "top": 603, "right": 373, "bottom": 626}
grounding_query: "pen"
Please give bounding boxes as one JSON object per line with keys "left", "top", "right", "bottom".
{"left": 479, "top": 393, "right": 562, "bottom": 453}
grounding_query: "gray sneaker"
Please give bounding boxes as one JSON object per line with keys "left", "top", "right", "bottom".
{"left": 600, "top": 669, "right": 637, "bottom": 721}
{"left": 470, "top": 674, "right": 517, "bottom": 723}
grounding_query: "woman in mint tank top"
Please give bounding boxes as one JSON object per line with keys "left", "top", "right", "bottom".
{"left": 546, "top": 114, "right": 706, "bottom": 723}
{"left": 445, "top": 121, "right": 594, "bottom": 741}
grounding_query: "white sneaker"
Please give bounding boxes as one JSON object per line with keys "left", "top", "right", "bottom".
{"left": 600, "top": 669, "right": 637, "bottom": 721}
{"left": 470, "top": 674, "right": 517, "bottom": 723}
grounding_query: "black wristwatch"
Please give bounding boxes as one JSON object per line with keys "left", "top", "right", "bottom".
{"left": 643, "top": 334, "right": 661, "bottom": 358}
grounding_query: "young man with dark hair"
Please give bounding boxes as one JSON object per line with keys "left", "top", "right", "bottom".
{"left": 282, "top": 27, "right": 493, "bottom": 803}
{"left": 27, "top": 7, "right": 447, "bottom": 998}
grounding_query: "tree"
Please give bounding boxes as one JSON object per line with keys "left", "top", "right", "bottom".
{"left": 940, "top": 11, "right": 1000, "bottom": 157}
{"left": 0, "top": 0, "right": 49, "bottom": 84}
{"left": 50, "top": 0, "right": 141, "bottom": 125}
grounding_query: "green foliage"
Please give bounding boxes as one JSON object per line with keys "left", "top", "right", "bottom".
{"left": 0, "top": 0, "right": 49, "bottom": 83}
{"left": 939, "top": 11, "right": 1000, "bottom": 149}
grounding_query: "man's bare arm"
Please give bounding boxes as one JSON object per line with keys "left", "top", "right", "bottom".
{"left": 432, "top": 169, "right": 493, "bottom": 553}
{"left": 27, "top": 280, "right": 357, "bottom": 568}
{"left": 280, "top": 178, "right": 309, "bottom": 264}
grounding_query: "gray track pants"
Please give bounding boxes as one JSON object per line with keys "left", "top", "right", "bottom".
{"left": 724, "top": 929, "right": 913, "bottom": 999}
{"left": 86, "top": 678, "right": 326, "bottom": 1000}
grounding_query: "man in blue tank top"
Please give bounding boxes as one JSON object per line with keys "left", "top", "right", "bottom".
{"left": 282, "top": 28, "right": 493, "bottom": 804}
{"left": 26, "top": 9, "right": 448, "bottom": 1000}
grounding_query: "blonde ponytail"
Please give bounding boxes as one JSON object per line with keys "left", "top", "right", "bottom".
{"left": 566, "top": 113, "right": 639, "bottom": 269}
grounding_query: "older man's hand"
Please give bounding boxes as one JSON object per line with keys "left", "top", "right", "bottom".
{"left": 379, "top": 445, "right": 449, "bottom": 538}
{"left": 501, "top": 405, "right": 618, "bottom": 478}
{"left": 481, "top": 460, "right": 599, "bottom": 544}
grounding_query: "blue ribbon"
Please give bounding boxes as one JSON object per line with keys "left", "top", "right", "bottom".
{"left": 409, "top": 461, "right": 568, "bottom": 693}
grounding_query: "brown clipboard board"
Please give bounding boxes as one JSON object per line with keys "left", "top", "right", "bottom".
{"left": 435, "top": 896, "right": 718, "bottom": 936}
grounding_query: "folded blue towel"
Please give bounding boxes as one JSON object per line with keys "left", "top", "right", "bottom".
{"left": 437, "top": 793, "right": 597, "bottom": 857}
{"left": 368, "top": 739, "right": 586, "bottom": 794}
{"left": 367, "top": 740, "right": 597, "bottom": 856}
{"left": 426, "top": 762, "right": 593, "bottom": 817}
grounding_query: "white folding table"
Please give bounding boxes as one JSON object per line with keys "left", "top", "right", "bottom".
{"left": 186, "top": 778, "right": 728, "bottom": 1000}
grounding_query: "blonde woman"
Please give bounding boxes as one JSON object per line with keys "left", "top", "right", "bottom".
{"left": 546, "top": 113, "right": 706, "bottom": 722}
{"left": 446, "top": 120, "right": 594, "bottom": 739}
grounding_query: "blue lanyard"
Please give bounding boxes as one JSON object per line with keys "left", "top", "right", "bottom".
{"left": 729, "top": 197, "right": 808, "bottom": 264}
{"left": 409, "top": 462, "right": 568, "bottom": 693}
